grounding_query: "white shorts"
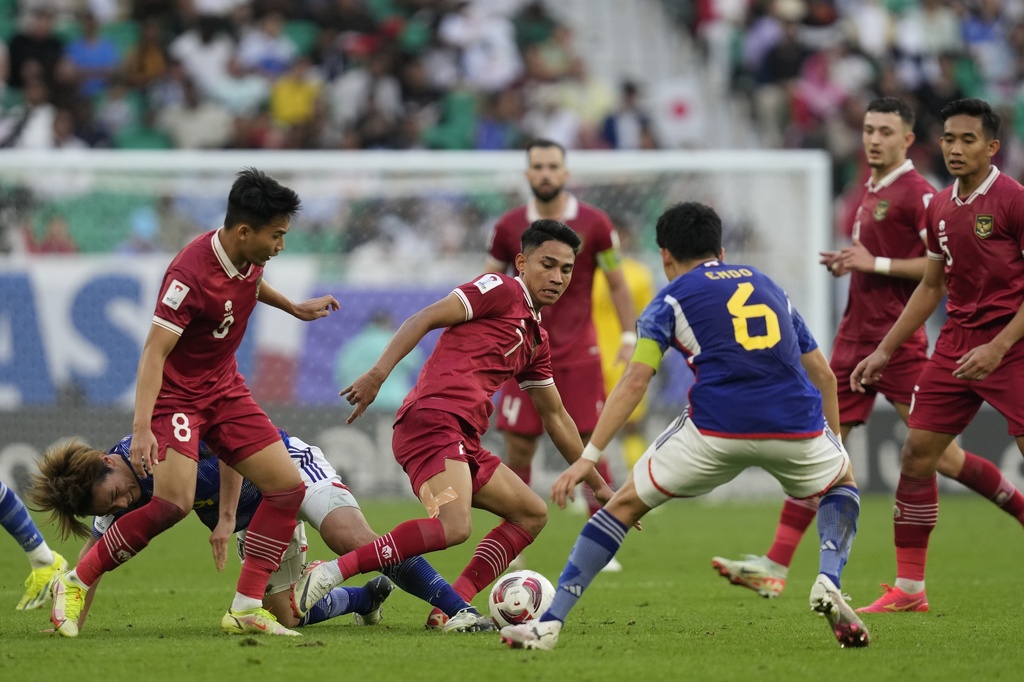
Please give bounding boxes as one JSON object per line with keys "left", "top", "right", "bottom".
{"left": 236, "top": 436, "right": 361, "bottom": 596}
{"left": 633, "top": 414, "right": 850, "bottom": 509}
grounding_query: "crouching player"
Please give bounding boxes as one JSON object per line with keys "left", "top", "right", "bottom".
{"left": 29, "top": 429, "right": 493, "bottom": 634}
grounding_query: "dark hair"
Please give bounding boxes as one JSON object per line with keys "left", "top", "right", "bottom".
{"left": 655, "top": 202, "right": 722, "bottom": 262}
{"left": 866, "top": 96, "right": 915, "bottom": 129}
{"left": 27, "top": 439, "right": 112, "bottom": 540}
{"left": 526, "top": 138, "right": 566, "bottom": 160}
{"left": 521, "top": 219, "right": 581, "bottom": 255}
{"left": 223, "top": 167, "right": 301, "bottom": 231}
{"left": 940, "top": 98, "right": 1000, "bottom": 140}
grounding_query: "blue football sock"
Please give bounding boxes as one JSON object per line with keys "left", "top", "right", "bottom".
{"left": 816, "top": 485, "right": 860, "bottom": 588}
{"left": 540, "top": 508, "right": 628, "bottom": 624}
{"left": 1, "top": 481, "right": 46, "bottom": 555}
{"left": 298, "top": 586, "right": 367, "bottom": 626}
{"left": 382, "top": 556, "right": 469, "bottom": 616}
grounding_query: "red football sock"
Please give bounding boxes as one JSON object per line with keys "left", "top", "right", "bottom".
{"left": 765, "top": 496, "right": 819, "bottom": 567}
{"left": 236, "top": 483, "right": 304, "bottom": 600}
{"left": 76, "top": 496, "right": 187, "bottom": 586}
{"left": 337, "top": 517, "right": 447, "bottom": 581}
{"left": 584, "top": 458, "right": 615, "bottom": 516}
{"left": 509, "top": 464, "right": 532, "bottom": 487}
{"left": 956, "top": 451, "right": 1024, "bottom": 525}
{"left": 452, "top": 521, "right": 535, "bottom": 601}
{"left": 894, "top": 473, "right": 938, "bottom": 582}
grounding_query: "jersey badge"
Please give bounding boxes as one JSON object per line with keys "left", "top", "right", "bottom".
{"left": 873, "top": 200, "right": 890, "bottom": 221}
{"left": 161, "top": 279, "right": 190, "bottom": 310}
{"left": 473, "top": 273, "right": 504, "bottom": 294}
{"left": 974, "top": 214, "right": 993, "bottom": 239}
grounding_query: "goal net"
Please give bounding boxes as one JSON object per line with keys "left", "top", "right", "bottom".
{"left": 0, "top": 149, "right": 831, "bottom": 495}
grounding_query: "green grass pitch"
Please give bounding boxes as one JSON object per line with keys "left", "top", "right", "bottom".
{"left": 0, "top": 494, "right": 1019, "bottom": 682}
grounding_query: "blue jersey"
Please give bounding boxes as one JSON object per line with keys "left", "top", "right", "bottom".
{"left": 94, "top": 435, "right": 264, "bottom": 538}
{"left": 637, "top": 260, "right": 824, "bottom": 438}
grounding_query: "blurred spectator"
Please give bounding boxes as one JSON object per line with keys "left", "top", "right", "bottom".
{"left": 95, "top": 77, "right": 139, "bottom": 139}
{"left": 270, "top": 55, "right": 323, "bottom": 129}
{"left": 754, "top": 12, "right": 809, "bottom": 147}
{"left": 237, "top": 12, "right": 297, "bottom": 78}
{"left": 601, "top": 80, "right": 654, "bottom": 150}
{"left": 123, "top": 18, "right": 169, "bottom": 90}
{"left": 475, "top": 88, "right": 523, "bottom": 150}
{"left": 334, "top": 310, "right": 423, "bottom": 413}
{"left": 155, "top": 76, "right": 233, "bottom": 148}
{"left": 65, "top": 10, "right": 120, "bottom": 98}
{"left": 513, "top": 0, "right": 557, "bottom": 49}
{"left": 169, "top": 15, "right": 237, "bottom": 99}
{"left": 324, "top": 48, "right": 401, "bottom": 142}
{"left": 116, "top": 205, "right": 162, "bottom": 253}
{"left": 438, "top": 0, "right": 522, "bottom": 92}
{"left": 521, "top": 83, "right": 581, "bottom": 149}
{"left": 7, "top": 7, "right": 65, "bottom": 89}
{"left": 0, "top": 77, "right": 56, "bottom": 148}
{"left": 841, "top": 0, "right": 894, "bottom": 62}
{"left": 893, "top": 0, "right": 962, "bottom": 90}
{"left": 27, "top": 214, "right": 77, "bottom": 253}
{"left": 522, "top": 21, "right": 578, "bottom": 83}
{"left": 52, "top": 107, "right": 88, "bottom": 148}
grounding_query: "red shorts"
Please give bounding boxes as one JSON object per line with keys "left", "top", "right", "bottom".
{"left": 908, "top": 322, "right": 1024, "bottom": 436}
{"left": 495, "top": 360, "right": 605, "bottom": 437}
{"left": 392, "top": 407, "right": 502, "bottom": 496}
{"left": 152, "top": 380, "right": 281, "bottom": 466}
{"left": 830, "top": 335, "right": 927, "bottom": 424}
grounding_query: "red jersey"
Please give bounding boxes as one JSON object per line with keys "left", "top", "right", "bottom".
{"left": 151, "top": 230, "right": 262, "bottom": 402}
{"left": 397, "top": 273, "right": 553, "bottom": 435}
{"left": 837, "top": 161, "right": 935, "bottom": 343}
{"left": 925, "top": 167, "right": 1024, "bottom": 329}
{"left": 487, "top": 194, "right": 617, "bottom": 366}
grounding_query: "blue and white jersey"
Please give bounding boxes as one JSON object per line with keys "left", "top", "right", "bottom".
{"left": 638, "top": 260, "right": 824, "bottom": 439}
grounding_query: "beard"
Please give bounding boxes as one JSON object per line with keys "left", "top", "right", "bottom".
{"left": 530, "top": 182, "right": 562, "bottom": 203}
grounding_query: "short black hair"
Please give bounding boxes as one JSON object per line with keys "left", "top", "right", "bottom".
{"left": 655, "top": 202, "right": 722, "bottom": 262}
{"left": 223, "top": 167, "right": 301, "bottom": 230}
{"left": 521, "top": 219, "right": 581, "bottom": 255}
{"left": 940, "top": 98, "right": 1000, "bottom": 140}
{"left": 526, "top": 138, "right": 566, "bottom": 160}
{"left": 866, "top": 96, "right": 915, "bottom": 129}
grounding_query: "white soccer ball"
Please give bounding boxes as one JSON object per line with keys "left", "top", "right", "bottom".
{"left": 487, "top": 569, "right": 555, "bottom": 628}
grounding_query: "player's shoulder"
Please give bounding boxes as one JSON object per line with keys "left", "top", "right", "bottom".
{"left": 991, "top": 170, "right": 1024, "bottom": 197}
{"left": 168, "top": 231, "right": 215, "bottom": 271}
{"left": 107, "top": 435, "right": 132, "bottom": 457}
{"left": 575, "top": 201, "right": 614, "bottom": 228}
{"left": 462, "top": 271, "right": 518, "bottom": 297}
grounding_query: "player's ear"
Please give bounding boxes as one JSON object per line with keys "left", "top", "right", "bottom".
{"left": 514, "top": 252, "right": 527, "bottom": 275}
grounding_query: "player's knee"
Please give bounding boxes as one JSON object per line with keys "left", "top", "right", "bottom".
{"left": 517, "top": 496, "right": 547, "bottom": 537}
{"left": 439, "top": 514, "right": 473, "bottom": 546}
{"left": 152, "top": 495, "right": 190, "bottom": 526}
{"left": 260, "top": 482, "right": 305, "bottom": 513}
{"left": 900, "top": 439, "right": 940, "bottom": 476}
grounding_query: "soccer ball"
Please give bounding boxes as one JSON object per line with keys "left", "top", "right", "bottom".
{"left": 487, "top": 569, "right": 555, "bottom": 628}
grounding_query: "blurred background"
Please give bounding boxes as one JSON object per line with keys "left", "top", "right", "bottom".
{"left": 0, "top": 0, "right": 1022, "bottom": 499}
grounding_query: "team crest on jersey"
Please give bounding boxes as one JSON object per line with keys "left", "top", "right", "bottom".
{"left": 974, "top": 214, "right": 994, "bottom": 239}
{"left": 873, "top": 200, "right": 890, "bottom": 221}
{"left": 161, "top": 279, "right": 190, "bottom": 310}
{"left": 473, "top": 273, "right": 503, "bottom": 294}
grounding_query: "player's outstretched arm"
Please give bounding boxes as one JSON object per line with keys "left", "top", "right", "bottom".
{"left": 851, "top": 257, "right": 946, "bottom": 393}
{"left": 341, "top": 292, "right": 467, "bottom": 423}
{"left": 131, "top": 325, "right": 179, "bottom": 477}
{"left": 257, "top": 281, "right": 340, "bottom": 320}
{"left": 531, "top": 385, "right": 610, "bottom": 503}
{"left": 838, "top": 239, "right": 929, "bottom": 281}
{"left": 211, "top": 460, "right": 241, "bottom": 572}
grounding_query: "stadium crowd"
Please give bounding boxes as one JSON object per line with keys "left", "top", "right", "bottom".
{"left": 2, "top": 0, "right": 1024, "bottom": 254}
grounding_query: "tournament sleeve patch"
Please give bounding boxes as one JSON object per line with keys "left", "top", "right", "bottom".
{"left": 161, "top": 279, "right": 190, "bottom": 310}
{"left": 472, "top": 273, "right": 504, "bottom": 294}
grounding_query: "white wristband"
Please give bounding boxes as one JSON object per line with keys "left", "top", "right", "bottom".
{"left": 874, "top": 257, "right": 892, "bottom": 275}
{"left": 621, "top": 331, "right": 638, "bottom": 345}
{"left": 581, "top": 442, "right": 603, "bottom": 463}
